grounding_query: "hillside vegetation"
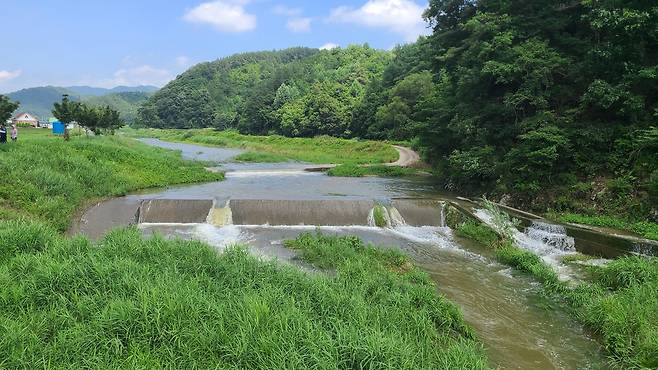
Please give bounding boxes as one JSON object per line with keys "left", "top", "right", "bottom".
{"left": 127, "top": 128, "right": 398, "bottom": 164}
{"left": 139, "top": 1, "right": 658, "bottom": 224}
{"left": 86, "top": 91, "right": 153, "bottom": 122}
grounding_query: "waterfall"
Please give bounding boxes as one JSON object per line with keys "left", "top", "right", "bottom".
{"left": 389, "top": 207, "right": 407, "bottom": 227}
{"left": 525, "top": 221, "right": 575, "bottom": 252}
{"left": 208, "top": 200, "right": 234, "bottom": 226}
{"left": 439, "top": 202, "right": 446, "bottom": 227}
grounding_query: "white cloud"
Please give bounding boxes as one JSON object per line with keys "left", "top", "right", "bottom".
{"left": 320, "top": 43, "right": 339, "bottom": 50}
{"left": 100, "top": 65, "right": 174, "bottom": 87}
{"left": 329, "top": 0, "right": 429, "bottom": 41}
{"left": 273, "top": 5, "right": 302, "bottom": 17}
{"left": 184, "top": 0, "right": 256, "bottom": 33}
{"left": 0, "top": 70, "right": 22, "bottom": 83}
{"left": 175, "top": 56, "right": 192, "bottom": 67}
{"left": 287, "top": 18, "right": 312, "bottom": 33}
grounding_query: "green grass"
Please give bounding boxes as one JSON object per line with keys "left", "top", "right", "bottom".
{"left": 372, "top": 205, "right": 389, "bottom": 227}
{"left": 455, "top": 221, "right": 500, "bottom": 246}
{"left": 455, "top": 215, "right": 658, "bottom": 368}
{"left": 555, "top": 213, "right": 658, "bottom": 241}
{"left": 0, "top": 134, "right": 221, "bottom": 231}
{"left": 125, "top": 128, "right": 399, "bottom": 165}
{"left": 0, "top": 222, "right": 490, "bottom": 369}
{"left": 327, "top": 164, "right": 419, "bottom": 178}
{"left": 233, "top": 151, "right": 289, "bottom": 163}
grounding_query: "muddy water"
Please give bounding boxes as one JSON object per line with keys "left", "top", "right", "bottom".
{"left": 79, "top": 138, "right": 608, "bottom": 369}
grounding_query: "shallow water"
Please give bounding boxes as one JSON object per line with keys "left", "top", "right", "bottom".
{"left": 81, "top": 138, "right": 609, "bottom": 369}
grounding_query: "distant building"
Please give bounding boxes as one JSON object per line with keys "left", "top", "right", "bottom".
{"left": 12, "top": 112, "right": 39, "bottom": 127}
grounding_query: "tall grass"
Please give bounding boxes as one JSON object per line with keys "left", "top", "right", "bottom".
{"left": 0, "top": 135, "right": 221, "bottom": 231}
{"left": 327, "top": 164, "right": 419, "bottom": 177}
{"left": 0, "top": 221, "right": 490, "bottom": 369}
{"left": 556, "top": 213, "right": 658, "bottom": 241}
{"left": 125, "top": 128, "right": 399, "bottom": 165}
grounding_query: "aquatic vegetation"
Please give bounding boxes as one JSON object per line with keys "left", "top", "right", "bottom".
{"left": 233, "top": 151, "right": 289, "bottom": 163}
{"left": 0, "top": 222, "right": 490, "bottom": 369}
{"left": 455, "top": 221, "right": 499, "bottom": 246}
{"left": 372, "top": 205, "right": 389, "bottom": 228}
{"left": 125, "top": 128, "right": 398, "bottom": 165}
{"left": 328, "top": 164, "right": 419, "bottom": 178}
{"left": 0, "top": 133, "right": 222, "bottom": 231}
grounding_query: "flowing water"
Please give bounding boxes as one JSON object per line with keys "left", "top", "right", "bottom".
{"left": 74, "top": 138, "right": 611, "bottom": 369}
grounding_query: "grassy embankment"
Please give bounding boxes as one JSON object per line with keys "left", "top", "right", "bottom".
{"left": 0, "top": 129, "right": 222, "bottom": 232}
{"left": 0, "top": 129, "right": 490, "bottom": 368}
{"left": 327, "top": 163, "right": 419, "bottom": 178}
{"left": 0, "top": 224, "right": 490, "bottom": 368}
{"left": 125, "top": 128, "right": 399, "bottom": 165}
{"left": 551, "top": 213, "right": 658, "bottom": 242}
{"left": 454, "top": 205, "right": 658, "bottom": 369}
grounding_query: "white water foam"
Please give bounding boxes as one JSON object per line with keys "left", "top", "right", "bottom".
{"left": 226, "top": 170, "right": 314, "bottom": 178}
{"left": 474, "top": 209, "right": 580, "bottom": 280}
{"left": 193, "top": 224, "right": 249, "bottom": 252}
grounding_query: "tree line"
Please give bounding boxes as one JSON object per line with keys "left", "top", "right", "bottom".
{"left": 139, "top": 0, "right": 657, "bottom": 220}
{"left": 52, "top": 94, "right": 123, "bottom": 135}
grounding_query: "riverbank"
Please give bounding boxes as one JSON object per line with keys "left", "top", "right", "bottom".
{"left": 0, "top": 130, "right": 221, "bottom": 231}
{"left": 455, "top": 203, "right": 658, "bottom": 369}
{"left": 124, "top": 128, "right": 399, "bottom": 165}
{"left": 0, "top": 131, "right": 493, "bottom": 368}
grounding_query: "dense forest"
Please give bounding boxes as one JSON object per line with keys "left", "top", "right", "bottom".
{"left": 138, "top": 0, "right": 657, "bottom": 221}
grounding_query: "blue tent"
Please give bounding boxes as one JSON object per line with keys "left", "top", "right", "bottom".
{"left": 52, "top": 121, "right": 65, "bottom": 135}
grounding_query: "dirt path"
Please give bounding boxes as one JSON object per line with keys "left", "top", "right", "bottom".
{"left": 388, "top": 146, "right": 421, "bottom": 167}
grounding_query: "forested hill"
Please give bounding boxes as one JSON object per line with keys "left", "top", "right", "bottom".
{"left": 136, "top": 46, "right": 392, "bottom": 137}
{"left": 138, "top": 0, "right": 657, "bottom": 221}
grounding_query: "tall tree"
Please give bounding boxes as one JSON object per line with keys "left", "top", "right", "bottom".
{"left": 0, "top": 95, "right": 19, "bottom": 124}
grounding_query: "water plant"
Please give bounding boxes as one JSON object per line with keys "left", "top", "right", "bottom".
{"left": 372, "top": 205, "right": 389, "bottom": 228}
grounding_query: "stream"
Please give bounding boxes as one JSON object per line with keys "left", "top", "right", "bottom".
{"left": 73, "top": 138, "right": 608, "bottom": 369}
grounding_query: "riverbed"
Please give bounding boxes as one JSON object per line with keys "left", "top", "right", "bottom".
{"left": 73, "top": 138, "right": 607, "bottom": 369}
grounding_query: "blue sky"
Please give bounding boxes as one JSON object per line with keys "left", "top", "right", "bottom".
{"left": 0, "top": 0, "right": 431, "bottom": 93}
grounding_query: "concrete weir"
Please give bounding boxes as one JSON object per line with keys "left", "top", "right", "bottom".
{"left": 229, "top": 199, "right": 375, "bottom": 226}
{"left": 138, "top": 199, "right": 214, "bottom": 224}
{"left": 391, "top": 199, "right": 446, "bottom": 227}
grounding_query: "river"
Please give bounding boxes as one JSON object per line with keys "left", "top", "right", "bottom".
{"left": 73, "top": 138, "right": 607, "bottom": 369}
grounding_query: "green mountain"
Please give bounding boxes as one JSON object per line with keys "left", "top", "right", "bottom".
{"left": 66, "top": 85, "right": 159, "bottom": 97}
{"left": 7, "top": 86, "right": 80, "bottom": 120}
{"left": 85, "top": 91, "right": 153, "bottom": 122}
{"left": 6, "top": 86, "right": 157, "bottom": 122}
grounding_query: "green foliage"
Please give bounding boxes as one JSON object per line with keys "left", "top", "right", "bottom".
{"left": 0, "top": 95, "right": 20, "bottom": 123}
{"left": 327, "top": 164, "right": 418, "bottom": 178}
{"left": 557, "top": 213, "right": 658, "bottom": 241}
{"left": 51, "top": 94, "right": 79, "bottom": 124}
{"left": 455, "top": 221, "right": 500, "bottom": 246}
{"left": 85, "top": 91, "right": 152, "bottom": 123}
{"left": 7, "top": 86, "right": 80, "bottom": 119}
{"left": 0, "top": 224, "right": 490, "bottom": 369}
{"left": 232, "top": 151, "right": 288, "bottom": 163}
{"left": 127, "top": 128, "right": 398, "bottom": 165}
{"left": 372, "top": 205, "right": 388, "bottom": 228}
{"left": 0, "top": 134, "right": 221, "bottom": 231}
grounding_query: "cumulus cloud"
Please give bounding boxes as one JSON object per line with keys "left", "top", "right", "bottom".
{"left": 329, "top": 0, "right": 429, "bottom": 41}
{"left": 0, "top": 70, "right": 22, "bottom": 83}
{"left": 287, "top": 18, "right": 312, "bottom": 33}
{"left": 320, "top": 43, "right": 339, "bottom": 50}
{"left": 273, "top": 5, "right": 302, "bottom": 17}
{"left": 100, "top": 65, "right": 173, "bottom": 87}
{"left": 175, "top": 56, "right": 192, "bottom": 68}
{"left": 184, "top": 0, "right": 256, "bottom": 33}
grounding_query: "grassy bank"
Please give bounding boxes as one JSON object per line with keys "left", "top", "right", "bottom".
{"left": 455, "top": 212, "right": 658, "bottom": 368}
{"left": 0, "top": 221, "right": 489, "bottom": 369}
{"left": 0, "top": 130, "right": 221, "bottom": 231}
{"left": 327, "top": 163, "right": 419, "bottom": 177}
{"left": 125, "top": 128, "right": 399, "bottom": 165}
{"left": 552, "top": 213, "right": 658, "bottom": 241}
